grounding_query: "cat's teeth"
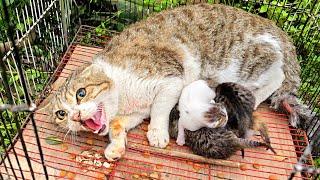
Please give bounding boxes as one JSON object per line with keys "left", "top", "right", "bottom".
{"left": 93, "top": 129, "right": 100, "bottom": 134}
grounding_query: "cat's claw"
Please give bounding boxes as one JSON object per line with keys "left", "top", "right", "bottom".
{"left": 147, "top": 128, "right": 169, "bottom": 148}
{"left": 104, "top": 142, "right": 126, "bottom": 161}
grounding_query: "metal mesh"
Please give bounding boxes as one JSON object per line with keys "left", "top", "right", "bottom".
{"left": 0, "top": 0, "right": 319, "bottom": 179}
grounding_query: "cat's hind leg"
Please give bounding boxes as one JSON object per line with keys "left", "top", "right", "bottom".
{"left": 147, "top": 77, "right": 184, "bottom": 148}
{"left": 248, "top": 59, "right": 285, "bottom": 110}
{"left": 269, "top": 64, "right": 315, "bottom": 129}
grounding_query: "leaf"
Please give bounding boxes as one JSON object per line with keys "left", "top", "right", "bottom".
{"left": 287, "top": 15, "right": 295, "bottom": 21}
{"left": 5, "top": 0, "right": 14, "bottom": 6}
{"left": 45, "top": 136, "right": 63, "bottom": 145}
{"left": 259, "top": 5, "right": 268, "bottom": 13}
{"left": 16, "top": 23, "right": 24, "bottom": 32}
{"left": 26, "top": 17, "right": 33, "bottom": 25}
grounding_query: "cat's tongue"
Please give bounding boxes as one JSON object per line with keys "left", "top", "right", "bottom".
{"left": 84, "top": 108, "right": 106, "bottom": 132}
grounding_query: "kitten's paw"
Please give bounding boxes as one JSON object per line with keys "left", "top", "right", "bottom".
{"left": 147, "top": 128, "right": 169, "bottom": 148}
{"left": 104, "top": 142, "right": 126, "bottom": 161}
{"left": 176, "top": 137, "right": 185, "bottom": 146}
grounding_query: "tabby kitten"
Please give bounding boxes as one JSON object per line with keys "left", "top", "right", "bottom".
{"left": 214, "top": 82, "right": 275, "bottom": 156}
{"left": 176, "top": 80, "right": 227, "bottom": 146}
{"left": 169, "top": 105, "right": 274, "bottom": 159}
{"left": 39, "top": 3, "right": 307, "bottom": 161}
{"left": 215, "top": 82, "right": 255, "bottom": 139}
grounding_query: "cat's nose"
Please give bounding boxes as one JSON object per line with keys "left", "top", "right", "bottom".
{"left": 72, "top": 112, "right": 81, "bottom": 122}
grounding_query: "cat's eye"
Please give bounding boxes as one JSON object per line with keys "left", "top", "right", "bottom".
{"left": 56, "top": 110, "right": 67, "bottom": 120}
{"left": 76, "top": 88, "right": 86, "bottom": 100}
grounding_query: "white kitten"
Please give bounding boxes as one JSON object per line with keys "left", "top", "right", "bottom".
{"left": 176, "top": 80, "right": 228, "bottom": 146}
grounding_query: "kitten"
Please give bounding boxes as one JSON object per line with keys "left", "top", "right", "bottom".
{"left": 38, "top": 4, "right": 307, "bottom": 161}
{"left": 176, "top": 80, "right": 227, "bottom": 146}
{"left": 175, "top": 81, "right": 275, "bottom": 156}
{"left": 215, "top": 82, "right": 255, "bottom": 139}
{"left": 214, "top": 82, "right": 275, "bottom": 156}
{"left": 169, "top": 105, "right": 274, "bottom": 159}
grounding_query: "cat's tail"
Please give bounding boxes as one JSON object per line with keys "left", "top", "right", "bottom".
{"left": 269, "top": 54, "right": 316, "bottom": 129}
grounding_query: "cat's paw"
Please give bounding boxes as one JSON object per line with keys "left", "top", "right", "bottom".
{"left": 104, "top": 142, "right": 126, "bottom": 161}
{"left": 147, "top": 128, "right": 169, "bottom": 148}
{"left": 276, "top": 96, "right": 315, "bottom": 129}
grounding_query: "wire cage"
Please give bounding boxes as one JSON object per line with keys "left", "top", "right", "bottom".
{"left": 0, "top": 0, "right": 319, "bottom": 179}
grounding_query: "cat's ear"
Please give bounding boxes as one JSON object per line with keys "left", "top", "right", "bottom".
{"left": 35, "top": 93, "right": 54, "bottom": 115}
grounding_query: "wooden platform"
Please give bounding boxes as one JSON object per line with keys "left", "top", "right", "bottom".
{"left": 0, "top": 43, "right": 311, "bottom": 179}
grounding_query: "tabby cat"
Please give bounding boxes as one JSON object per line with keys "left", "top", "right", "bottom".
{"left": 39, "top": 3, "right": 307, "bottom": 161}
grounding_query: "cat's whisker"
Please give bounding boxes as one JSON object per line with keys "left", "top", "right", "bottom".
{"left": 63, "top": 129, "right": 71, "bottom": 142}
{"left": 75, "top": 131, "right": 79, "bottom": 142}
{"left": 53, "top": 125, "right": 67, "bottom": 134}
{"left": 72, "top": 132, "right": 76, "bottom": 144}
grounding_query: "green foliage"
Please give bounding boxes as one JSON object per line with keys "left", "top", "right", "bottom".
{"left": 0, "top": 0, "right": 29, "bottom": 41}
{"left": 0, "top": 67, "right": 49, "bottom": 153}
{"left": 315, "top": 157, "right": 320, "bottom": 167}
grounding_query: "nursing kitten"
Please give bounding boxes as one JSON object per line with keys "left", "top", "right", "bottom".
{"left": 176, "top": 80, "right": 227, "bottom": 146}
{"left": 169, "top": 105, "right": 274, "bottom": 159}
{"left": 215, "top": 82, "right": 275, "bottom": 156}
{"left": 38, "top": 3, "right": 308, "bottom": 161}
{"left": 215, "top": 82, "right": 255, "bottom": 139}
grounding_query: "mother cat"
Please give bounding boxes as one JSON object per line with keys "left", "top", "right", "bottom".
{"left": 40, "top": 3, "right": 309, "bottom": 161}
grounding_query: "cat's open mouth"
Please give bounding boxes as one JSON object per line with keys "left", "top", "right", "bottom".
{"left": 82, "top": 105, "right": 108, "bottom": 134}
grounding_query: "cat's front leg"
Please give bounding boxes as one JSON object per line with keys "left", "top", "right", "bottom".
{"left": 147, "top": 78, "right": 183, "bottom": 148}
{"left": 104, "top": 116, "right": 127, "bottom": 161}
{"left": 105, "top": 113, "right": 146, "bottom": 161}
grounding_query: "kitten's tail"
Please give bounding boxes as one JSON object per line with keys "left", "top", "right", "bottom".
{"left": 238, "top": 138, "right": 276, "bottom": 154}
